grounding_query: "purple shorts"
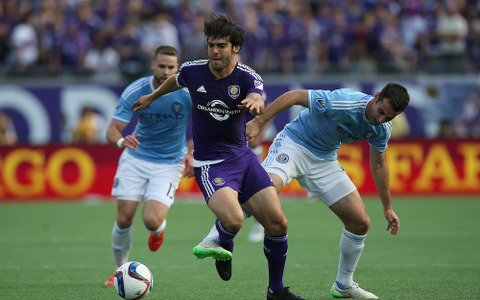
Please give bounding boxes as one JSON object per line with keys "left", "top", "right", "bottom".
{"left": 194, "top": 149, "right": 273, "bottom": 204}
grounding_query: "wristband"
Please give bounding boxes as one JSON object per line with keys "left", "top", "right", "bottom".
{"left": 116, "top": 137, "right": 125, "bottom": 148}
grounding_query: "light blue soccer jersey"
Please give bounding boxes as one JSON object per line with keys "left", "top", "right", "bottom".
{"left": 113, "top": 76, "right": 192, "bottom": 163}
{"left": 283, "top": 88, "right": 391, "bottom": 160}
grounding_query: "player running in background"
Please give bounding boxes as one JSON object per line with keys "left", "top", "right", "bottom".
{"left": 132, "top": 14, "right": 304, "bottom": 300}
{"left": 104, "top": 45, "right": 193, "bottom": 286}
{"left": 244, "top": 83, "right": 409, "bottom": 299}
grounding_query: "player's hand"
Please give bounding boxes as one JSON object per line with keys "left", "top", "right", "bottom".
{"left": 384, "top": 208, "right": 399, "bottom": 235}
{"left": 122, "top": 134, "right": 141, "bottom": 150}
{"left": 238, "top": 97, "right": 263, "bottom": 115}
{"left": 246, "top": 118, "right": 261, "bottom": 142}
{"left": 132, "top": 95, "right": 154, "bottom": 111}
{"left": 181, "top": 153, "right": 194, "bottom": 178}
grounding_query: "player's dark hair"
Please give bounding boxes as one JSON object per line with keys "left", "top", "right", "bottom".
{"left": 378, "top": 83, "right": 410, "bottom": 112}
{"left": 204, "top": 13, "right": 245, "bottom": 48}
{"left": 154, "top": 45, "right": 179, "bottom": 58}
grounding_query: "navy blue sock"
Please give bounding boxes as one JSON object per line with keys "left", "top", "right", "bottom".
{"left": 264, "top": 232, "right": 288, "bottom": 292}
{"left": 215, "top": 219, "right": 235, "bottom": 252}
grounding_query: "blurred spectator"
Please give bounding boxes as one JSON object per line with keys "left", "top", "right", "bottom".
{"left": 76, "top": 1, "right": 104, "bottom": 42}
{"left": 435, "top": 1, "right": 469, "bottom": 73}
{"left": 400, "top": 2, "right": 429, "bottom": 72}
{"left": 0, "top": 110, "right": 18, "bottom": 145}
{"left": 140, "top": 12, "right": 180, "bottom": 58}
{"left": 9, "top": 14, "right": 38, "bottom": 75}
{"left": 72, "top": 106, "right": 106, "bottom": 144}
{"left": 112, "top": 20, "right": 145, "bottom": 81}
{"left": 376, "top": 6, "right": 408, "bottom": 72}
{"left": 324, "top": 8, "right": 354, "bottom": 73}
{"left": 437, "top": 119, "right": 458, "bottom": 138}
{"left": 80, "top": 30, "right": 120, "bottom": 80}
{"left": 456, "top": 82, "right": 480, "bottom": 138}
{"left": 241, "top": 3, "right": 268, "bottom": 72}
{"left": 465, "top": 1, "right": 480, "bottom": 72}
{"left": 180, "top": 13, "right": 207, "bottom": 61}
{"left": 51, "top": 20, "right": 91, "bottom": 74}
{"left": 0, "top": 2, "right": 13, "bottom": 76}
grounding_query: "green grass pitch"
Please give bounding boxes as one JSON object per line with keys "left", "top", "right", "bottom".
{"left": 0, "top": 196, "right": 479, "bottom": 299}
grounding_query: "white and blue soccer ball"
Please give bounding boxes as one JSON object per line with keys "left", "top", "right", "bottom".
{"left": 114, "top": 261, "right": 153, "bottom": 300}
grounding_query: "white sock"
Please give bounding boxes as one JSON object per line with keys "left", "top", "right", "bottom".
{"left": 111, "top": 222, "right": 132, "bottom": 269}
{"left": 147, "top": 219, "right": 166, "bottom": 235}
{"left": 201, "top": 224, "right": 220, "bottom": 243}
{"left": 336, "top": 228, "right": 366, "bottom": 289}
{"left": 201, "top": 210, "right": 252, "bottom": 244}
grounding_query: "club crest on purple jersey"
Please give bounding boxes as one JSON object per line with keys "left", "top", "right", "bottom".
{"left": 212, "top": 177, "right": 225, "bottom": 186}
{"left": 228, "top": 85, "right": 240, "bottom": 99}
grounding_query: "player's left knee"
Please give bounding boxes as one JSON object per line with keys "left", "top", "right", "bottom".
{"left": 264, "top": 215, "right": 288, "bottom": 235}
{"left": 144, "top": 218, "right": 164, "bottom": 232}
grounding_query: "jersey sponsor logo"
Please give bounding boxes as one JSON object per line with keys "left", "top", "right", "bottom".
{"left": 197, "top": 100, "right": 242, "bottom": 121}
{"left": 228, "top": 85, "right": 240, "bottom": 99}
{"left": 139, "top": 106, "right": 186, "bottom": 122}
{"left": 212, "top": 177, "right": 225, "bottom": 186}
{"left": 364, "top": 131, "right": 376, "bottom": 139}
{"left": 337, "top": 127, "right": 359, "bottom": 141}
{"left": 197, "top": 85, "right": 207, "bottom": 93}
{"left": 276, "top": 153, "right": 289, "bottom": 163}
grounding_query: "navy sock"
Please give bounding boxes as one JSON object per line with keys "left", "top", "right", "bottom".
{"left": 264, "top": 232, "right": 288, "bottom": 292}
{"left": 215, "top": 219, "right": 235, "bottom": 252}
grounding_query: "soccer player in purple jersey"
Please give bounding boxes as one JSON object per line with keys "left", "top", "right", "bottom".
{"left": 132, "top": 13, "right": 304, "bottom": 300}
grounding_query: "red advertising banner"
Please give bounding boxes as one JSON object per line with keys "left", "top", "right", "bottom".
{"left": 1, "top": 140, "right": 479, "bottom": 201}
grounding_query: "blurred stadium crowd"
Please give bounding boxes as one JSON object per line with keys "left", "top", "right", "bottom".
{"left": 1, "top": 0, "right": 479, "bottom": 80}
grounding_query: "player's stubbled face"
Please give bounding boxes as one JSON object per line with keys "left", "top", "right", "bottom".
{"left": 207, "top": 37, "right": 234, "bottom": 71}
{"left": 365, "top": 97, "right": 399, "bottom": 126}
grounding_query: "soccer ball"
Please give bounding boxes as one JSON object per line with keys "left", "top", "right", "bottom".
{"left": 114, "top": 261, "right": 153, "bottom": 300}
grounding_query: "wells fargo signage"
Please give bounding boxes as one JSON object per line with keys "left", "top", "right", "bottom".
{"left": 0, "top": 140, "right": 479, "bottom": 200}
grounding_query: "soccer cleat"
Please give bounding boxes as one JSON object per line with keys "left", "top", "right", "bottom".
{"left": 192, "top": 240, "right": 232, "bottom": 261}
{"left": 330, "top": 281, "right": 378, "bottom": 299}
{"left": 267, "top": 287, "right": 306, "bottom": 300}
{"left": 104, "top": 274, "right": 114, "bottom": 286}
{"left": 215, "top": 258, "right": 232, "bottom": 281}
{"left": 248, "top": 221, "right": 264, "bottom": 242}
{"left": 148, "top": 232, "right": 164, "bottom": 252}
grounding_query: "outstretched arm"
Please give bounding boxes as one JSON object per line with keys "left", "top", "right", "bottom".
{"left": 246, "top": 90, "right": 308, "bottom": 142}
{"left": 106, "top": 119, "right": 140, "bottom": 150}
{"left": 132, "top": 75, "right": 182, "bottom": 111}
{"left": 370, "top": 147, "right": 399, "bottom": 235}
{"left": 238, "top": 92, "right": 264, "bottom": 115}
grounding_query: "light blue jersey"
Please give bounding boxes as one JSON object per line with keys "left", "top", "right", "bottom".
{"left": 113, "top": 76, "right": 192, "bottom": 163}
{"left": 283, "top": 88, "right": 391, "bottom": 160}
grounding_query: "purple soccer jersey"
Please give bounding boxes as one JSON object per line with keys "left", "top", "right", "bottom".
{"left": 176, "top": 59, "right": 264, "bottom": 161}
{"left": 177, "top": 59, "right": 272, "bottom": 202}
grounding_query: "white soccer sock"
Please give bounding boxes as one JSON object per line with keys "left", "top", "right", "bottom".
{"left": 336, "top": 228, "right": 366, "bottom": 289}
{"left": 201, "top": 211, "right": 252, "bottom": 243}
{"left": 201, "top": 224, "right": 220, "bottom": 243}
{"left": 111, "top": 222, "right": 132, "bottom": 269}
{"left": 147, "top": 219, "right": 166, "bottom": 235}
